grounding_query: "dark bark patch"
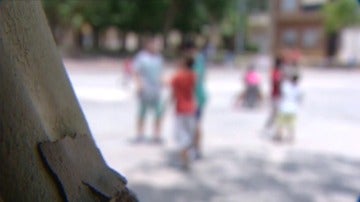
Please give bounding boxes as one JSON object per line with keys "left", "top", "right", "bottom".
{"left": 39, "top": 134, "right": 135, "bottom": 201}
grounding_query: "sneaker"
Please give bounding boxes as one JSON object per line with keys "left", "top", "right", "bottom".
{"left": 190, "top": 148, "right": 203, "bottom": 160}
{"left": 180, "top": 163, "right": 191, "bottom": 172}
{"left": 151, "top": 137, "right": 163, "bottom": 145}
{"left": 272, "top": 135, "right": 282, "bottom": 143}
{"left": 131, "top": 136, "right": 145, "bottom": 144}
{"left": 194, "top": 152, "right": 203, "bottom": 160}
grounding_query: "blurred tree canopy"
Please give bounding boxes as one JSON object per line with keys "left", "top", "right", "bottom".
{"left": 42, "top": 0, "right": 267, "bottom": 51}
{"left": 323, "top": 0, "right": 360, "bottom": 33}
{"left": 42, "top": 0, "right": 234, "bottom": 33}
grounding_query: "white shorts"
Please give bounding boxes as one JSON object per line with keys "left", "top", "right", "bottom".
{"left": 174, "top": 115, "right": 196, "bottom": 150}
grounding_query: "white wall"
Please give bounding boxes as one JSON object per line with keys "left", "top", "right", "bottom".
{"left": 338, "top": 27, "right": 360, "bottom": 65}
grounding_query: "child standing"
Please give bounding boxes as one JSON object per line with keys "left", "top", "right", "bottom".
{"left": 264, "top": 57, "right": 283, "bottom": 130}
{"left": 182, "top": 41, "right": 208, "bottom": 159}
{"left": 274, "top": 75, "right": 302, "bottom": 143}
{"left": 133, "top": 38, "right": 164, "bottom": 143}
{"left": 171, "top": 56, "right": 197, "bottom": 170}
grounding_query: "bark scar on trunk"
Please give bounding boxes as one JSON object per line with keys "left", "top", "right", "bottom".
{"left": 38, "top": 134, "right": 135, "bottom": 201}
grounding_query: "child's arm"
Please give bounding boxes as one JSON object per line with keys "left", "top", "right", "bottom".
{"left": 133, "top": 72, "right": 143, "bottom": 92}
{"left": 298, "top": 91, "right": 304, "bottom": 105}
{"left": 132, "top": 56, "right": 143, "bottom": 92}
{"left": 162, "top": 74, "right": 172, "bottom": 87}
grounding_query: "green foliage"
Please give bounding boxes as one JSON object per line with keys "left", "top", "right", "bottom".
{"left": 323, "top": 0, "right": 360, "bottom": 33}
{"left": 220, "top": 0, "right": 267, "bottom": 37}
{"left": 172, "top": 0, "right": 207, "bottom": 32}
{"left": 42, "top": 0, "right": 239, "bottom": 34}
{"left": 202, "top": 0, "right": 233, "bottom": 22}
{"left": 220, "top": 0, "right": 239, "bottom": 37}
{"left": 128, "top": 0, "right": 169, "bottom": 32}
{"left": 42, "top": 0, "right": 84, "bottom": 29}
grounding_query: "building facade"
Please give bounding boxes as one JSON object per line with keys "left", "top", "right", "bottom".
{"left": 248, "top": 13, "right": 272, "bottom": 53}
{"left": 273, "top": 0, "right": 328, "bottom": 61}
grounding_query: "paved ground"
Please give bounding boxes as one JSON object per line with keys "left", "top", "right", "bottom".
{"left": 65, "top": 58, "right": 360, "bottom": 202}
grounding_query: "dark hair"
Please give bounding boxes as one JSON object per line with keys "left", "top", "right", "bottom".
{"left": 142, "top": 35, "right": 155, "bottom": 47}
{"left": 184, "top": 56, "right": 194, "bottom": 69}
{"left": 274, "top": 56, "right": 283, "bottom": 70}
{"left": 181, "top": 40, "right": 196, "bottom": 51}
{"left": 291, "top": 74, "right": 299, "bottom": 83}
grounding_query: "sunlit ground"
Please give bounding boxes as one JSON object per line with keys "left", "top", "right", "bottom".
{"left": 65, "top": 57, "right": 360, "bottom": 202}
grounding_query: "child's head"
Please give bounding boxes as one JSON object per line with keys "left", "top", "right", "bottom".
{"left": 274, "top": 56, "right": 283, "bottom": 70}
{"left": 291, "top": 74, "right": 299, "bottom": 85}
{"left": 181, "top": 40, "right": 197, "bottom": 57}
{"left": 143, "top": 36, "right": 158, "bottom": 54}
{"left": 180, "top": 56, "right": 194, "bottom": 70}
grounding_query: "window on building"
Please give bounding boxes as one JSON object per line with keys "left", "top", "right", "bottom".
{"left": 282, "top": 29, "right": 298, "bottom": 46}
{"left": 248, "top": 0, "right": 268, "bottom": 13}
{"left": 281, "top": 0, "right": 298, "bottom": 12}
{"left": 302, "top": 28, "right": 320, "bottom": 48}
{"left": 301, "top": 0, "right": 325, "bottom": 12}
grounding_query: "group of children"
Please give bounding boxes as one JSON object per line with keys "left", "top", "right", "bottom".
{"left": 234, "top": 55, "right": 302, "bottom": 143}
{"left": 132, "top": 37, "right": 207, "bottom": 171}
{"left": 130, "top": 37, "right": 302, "bottom": 172}
{"left": 265, "top": 56, "right": 302, "bottom": 143}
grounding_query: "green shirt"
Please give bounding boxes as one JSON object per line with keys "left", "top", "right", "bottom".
{"left": 194, "top": 53, "right": 207, "bottom": 108}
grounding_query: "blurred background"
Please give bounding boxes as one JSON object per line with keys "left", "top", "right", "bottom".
{"left": 42, "top": 0, "right": 360, "bottom": 201}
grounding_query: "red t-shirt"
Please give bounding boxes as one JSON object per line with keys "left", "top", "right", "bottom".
{"left": 171, "top": 69, "right": 196, "bottom": 114}
{"left": 271, "top": 68, "right": 282, "bottom": 99}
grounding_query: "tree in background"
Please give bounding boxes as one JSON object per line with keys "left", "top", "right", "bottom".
{"left": 41, "top": 0, "right": 267, "bottom": 54}
{"left": 42, "top": 0, "right": 84, "bottom": 44}
{"left": 323, "top": 0, "right": 360, "bottom": 34}
{"left": 323, "top": 0, "right": 360, "bottom": 56}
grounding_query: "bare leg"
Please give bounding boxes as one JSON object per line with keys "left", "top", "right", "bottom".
{"left": 234, "top": 93, "right": 242, "bottom": 107}
{"left": 153, "top": 101, "right": 163, "bottom": 142}
{"left": 265, "top": 103, "right": 277, "bottom": 129}
{"left": 137, "top": 118, "right": 145, "bottom": 139}
{"left": 288, "top": 126, "right": 295, "bottom": 143}
{"left": 273, "top": 125, "right": 283, "bottom": 142}
{"left": 180, "top": 148, "right": 190, "bottom": 170}
{"left": 153, "top": 118, "right": 162, "bottom": 140}
{"left": 136, "top": 100, "right": 146, "bottom": 141}
{"left": 194, "top": 123, "right": 203, "bottom": 159}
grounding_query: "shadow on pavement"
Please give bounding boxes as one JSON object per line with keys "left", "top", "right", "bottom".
{"left": 129, "top": 149, "right": 360, "bottom": 202}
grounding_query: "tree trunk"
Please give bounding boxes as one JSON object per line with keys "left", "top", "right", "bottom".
{"left": 326, "top": 32, "right": 339, "bottom": 57}
{"left": 120, "top": 31, "right": 127, "bottom": 53}
{"left": 93, "top": 26, "right": 100, "bottom": 51}
{"left": 76, "top": 28, "right": 83, "bottom": 50}
{"left": 0, "top": 1, "right": 136, "bottom": 201}
{"left": 163, "top": 0, "right": 178, "bottom": 50}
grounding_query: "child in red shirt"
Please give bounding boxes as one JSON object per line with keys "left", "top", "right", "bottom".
{"left": 171, "top": 56, "right": 196, "bottom": 170}
{"left": 265, "top": 56, "right": 283, "bottom": 130}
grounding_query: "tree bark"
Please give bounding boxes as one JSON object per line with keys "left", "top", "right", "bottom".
{"left": 93, "top": 26, "right": 100, "bottom": 50}
{"left": 0, "top": 1, "right": 135, "bottom": 201}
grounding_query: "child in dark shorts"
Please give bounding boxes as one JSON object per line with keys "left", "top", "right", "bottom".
{"left": 171, "top": 56, "right": 197, "bottom": 170}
